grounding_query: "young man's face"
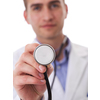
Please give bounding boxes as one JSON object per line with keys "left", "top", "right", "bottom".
{"left": 24, "top": 0, "right": 68, "bottom": 40}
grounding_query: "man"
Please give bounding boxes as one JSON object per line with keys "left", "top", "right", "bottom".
{"left": 13, "top": 0, "right": 88, "bottom": 100}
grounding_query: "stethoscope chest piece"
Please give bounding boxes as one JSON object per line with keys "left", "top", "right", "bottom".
{"left": 34, "top": 44, "right": 55, "bottom": 65}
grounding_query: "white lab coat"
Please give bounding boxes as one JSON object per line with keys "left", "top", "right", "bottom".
{"left": 13, "top": 40, "right": 88, "bottom": 100}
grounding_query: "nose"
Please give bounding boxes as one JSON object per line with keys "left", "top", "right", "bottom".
{"left": 42, "top": 7, "right": 53, "bottom": 22}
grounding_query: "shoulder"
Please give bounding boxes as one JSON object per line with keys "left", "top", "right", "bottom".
{"left": 71, "top": 42, "right": 88, "bottom": 57}
{"left": 13, "top": 39, "right": 38, "bottom": 69}
{"left": 13, "top": 46, "right": 25, "bottom": 60}
{"left": 13, "top": 39, "right": 38, "bottom": 59}
{"left": 13, "top": 46, "right": 25, "bottom": 69}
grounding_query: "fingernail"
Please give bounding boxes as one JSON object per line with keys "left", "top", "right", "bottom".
{"left": 39, "top": 65, "right": 45, "bottom": 71}
{"left": 47, "top": 64, "right": 50, "bottom": 68}
{"left": 39, "top": 73, "right": 44, "bottom": 78}
{"left": 47, "top": 64, "right": 53, "bottom": 68}
{"left": 41, "top": 80, "right": 45, "bottom": 82}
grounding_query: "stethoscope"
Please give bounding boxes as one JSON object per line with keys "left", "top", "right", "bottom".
{"left": 34, "top": 36, "right": 68, "bottom": 100}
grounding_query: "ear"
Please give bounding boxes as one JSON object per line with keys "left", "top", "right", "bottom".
{"left": 23, "top": 10, "right": 30, "bottom": 24}
{"left": 65, "top": 4, "right": 68, "bottom": 18}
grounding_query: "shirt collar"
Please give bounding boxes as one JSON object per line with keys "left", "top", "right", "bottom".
{"left": 34, "top": 37, "right": 71, "bottom": 65}
{"left": 34, "top": 37, "right": 71, "bottom": 54}
{"left": 65, "top": 37, "right": 71, "bottom": 54}
{"left": 56, "top": 38, "right": 71, "bottom": 65}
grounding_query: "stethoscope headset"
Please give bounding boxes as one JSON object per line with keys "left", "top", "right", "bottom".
{"left": 34, "top": 36, "right": 68, "bottom": 100}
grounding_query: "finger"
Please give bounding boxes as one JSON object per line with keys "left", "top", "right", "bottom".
{"left": 25, "top": 43, "right": 39, "bottom": 53}
{"left": 15, "top": 62, "right": 44, "bottom": 79}
{"left": 14, "top": 75, "right": 46, "bottom": 86}
{"left": 19, "top": 52, "right": 46, "bottom": 73}
{"left": 47, "top": 64, "right": 54, "bottom": 77}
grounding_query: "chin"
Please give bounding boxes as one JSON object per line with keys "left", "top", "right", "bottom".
{"left": 36, "top": 29, "right": 62, "bottom": 39}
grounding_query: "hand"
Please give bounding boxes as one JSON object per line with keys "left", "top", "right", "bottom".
{"left": 13, "top": 43, "right": 53, "bottom": 100}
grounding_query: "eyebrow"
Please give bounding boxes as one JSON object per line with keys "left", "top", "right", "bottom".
{"left": 49, "top": 0, "right": 60, "bottom": 4}
{"left": 30, "top": 0, "right": 60, "bottom": 8}
{"left": 30, "top": 4, "right": 42, "bottom": 8}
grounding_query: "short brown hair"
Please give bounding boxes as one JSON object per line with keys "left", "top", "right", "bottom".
{"left": 23, "top": 0, "right": 27, "bottom": 9}
{"left": 23, "top": 0, "right": 65, "bottom": 10}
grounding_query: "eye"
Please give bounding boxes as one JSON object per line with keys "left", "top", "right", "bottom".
{"left": 51, "top": 4, "right": 59, "bottom": 8}
{"left": 33, "top": 6, "right": 40, "bottom": 10}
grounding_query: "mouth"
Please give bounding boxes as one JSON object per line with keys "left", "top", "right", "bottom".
{"left": 41, "top": 24, "right": 56, "bottom": 29}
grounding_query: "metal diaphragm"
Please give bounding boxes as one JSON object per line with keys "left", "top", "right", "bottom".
{"left": 34, "top": 44, "right": 55, "bottom": 65}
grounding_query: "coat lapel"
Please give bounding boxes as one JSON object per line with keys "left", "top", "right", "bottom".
{"left": 64, "top": 43, "right": 87, "bottom": 100}
{"left": 51, "top": 71, "right": 65, "bottom": 100}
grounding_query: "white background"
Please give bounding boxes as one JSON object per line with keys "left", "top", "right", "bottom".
{"left": 0, "top": 0, "right": 100, "bottom": 100}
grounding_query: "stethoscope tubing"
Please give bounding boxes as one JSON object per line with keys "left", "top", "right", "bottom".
{"left": 44, "top": 66, "right": 52, "bottom": 100}
{"left": 34, "top": 36, "right": 68, "bottom": 100}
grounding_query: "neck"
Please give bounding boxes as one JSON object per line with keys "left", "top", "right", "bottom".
{"left": 36, "top": 34, "right": 65, "bottom": 50}
{"left": 36, "top": 34, "right": 67, "bottom": 61}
